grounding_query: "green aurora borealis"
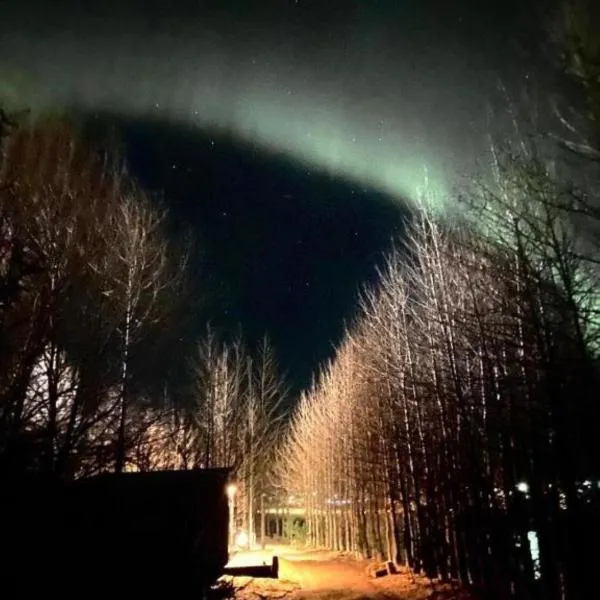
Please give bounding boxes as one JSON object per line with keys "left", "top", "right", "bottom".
{"left": 0, "top": 0, "right": 551, "bottom": 387}
{"left": 0, "top": 0, "right": 539, "bottom": 209}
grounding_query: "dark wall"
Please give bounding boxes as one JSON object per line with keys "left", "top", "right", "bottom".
{"left": 1, "top": 469, "right": 230, "bottom": 591}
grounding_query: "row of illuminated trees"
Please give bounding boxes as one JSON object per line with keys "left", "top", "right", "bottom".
{"left": 278, "top": 166, "right": 599, "bottom": 597}
{"left": 277, "top": 4, "right": 600, "bottom": 597}
{"left": 0, "top": 113, "right": 285, "bottom": 543}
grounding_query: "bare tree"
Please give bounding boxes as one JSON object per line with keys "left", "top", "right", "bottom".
{"left": 242, "top": 336, "right": 287, "bottom": 546}
{"left": 91, "top": 189, "right": 172, "bottom": 473}
{"left": 0, "top": 116, "right": 185, "bottom": 478}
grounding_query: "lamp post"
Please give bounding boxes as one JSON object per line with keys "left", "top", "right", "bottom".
{"left": 226, "top": 483, "right": 237, "bottom": 550}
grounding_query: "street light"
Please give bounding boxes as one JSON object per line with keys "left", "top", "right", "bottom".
{"left": 226, "top": 483, "right": 237, "bottom": 550}
{"left": 226, "top": 483, "right": 237, "bottom": 500}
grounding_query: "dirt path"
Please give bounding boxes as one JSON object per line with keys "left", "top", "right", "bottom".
{"left": 279, "top": 554, "right": 379, "bottom": 597}
{"left": 225, "top": 547, "right": 470, "bottom": 600}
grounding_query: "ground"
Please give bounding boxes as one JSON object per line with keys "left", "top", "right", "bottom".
{"left": 221, "top": 546, "right": 473, "bottom": 600}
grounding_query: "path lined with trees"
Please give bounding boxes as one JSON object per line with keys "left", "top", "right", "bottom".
{"left": 277, "top": 2, "right": 600, "bottom": 598}
{"left": 1, "top": 2, "right": 598, "bottom": 598}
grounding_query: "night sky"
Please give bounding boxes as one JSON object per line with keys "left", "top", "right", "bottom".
{"left": 0, "top": 0, "right": 555, "bottom": 391}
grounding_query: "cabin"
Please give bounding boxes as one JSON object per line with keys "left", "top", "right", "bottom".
{"left": 1, "top": 468, "right": 231, "bottom": 591}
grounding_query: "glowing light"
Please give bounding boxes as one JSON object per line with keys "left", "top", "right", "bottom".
{"left": 235, "top": 530, "right": 249, "bottom": 548}
{"left": 527, "top": 531, "right": 541, "bottom": 580}
{"left": 516, "top": 481, "right": 529, "bottom": 494}
{"left": 226, "top": 483, "right": 237, "bottom": 499}
{"left": 559, "top": 492, "right": 567, "bottom": 510}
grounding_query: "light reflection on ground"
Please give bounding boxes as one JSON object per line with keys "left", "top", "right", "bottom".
{"left": 226, "top": 546, "right": 278, "bottom": 568}
{"left": 221, "top": 545, "right": 472, "bottom": 599}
